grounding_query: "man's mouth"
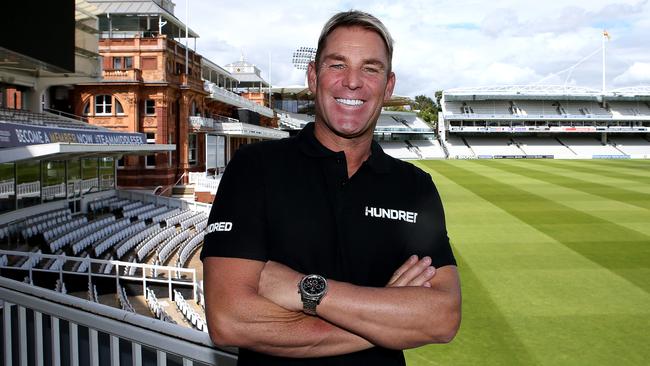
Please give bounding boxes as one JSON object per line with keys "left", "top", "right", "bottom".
{"left": 335, "top": 98, "right": 365, "bottom": 107}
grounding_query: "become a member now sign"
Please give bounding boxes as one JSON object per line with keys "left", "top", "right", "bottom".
{"left": 0, "top": 122, "right": 146, "bottom": 148}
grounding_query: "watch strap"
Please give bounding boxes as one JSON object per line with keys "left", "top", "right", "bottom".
{"left": 302, "top": 298, "right": 318, "bottom": 315}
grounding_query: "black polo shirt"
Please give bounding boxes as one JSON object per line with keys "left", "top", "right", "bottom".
{"left": 201, "top": 123, "right": 456, "bottom": 366}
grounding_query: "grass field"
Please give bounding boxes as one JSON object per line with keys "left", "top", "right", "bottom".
{"left": 405, "top": 159, "right": 650, "bottom": 366}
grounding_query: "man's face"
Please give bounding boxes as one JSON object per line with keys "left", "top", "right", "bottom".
{"left": 308, "top": 26, "right": 395, "bottom": 140}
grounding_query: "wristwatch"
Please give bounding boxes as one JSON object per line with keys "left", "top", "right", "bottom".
{"left": 298, "top": 274, "right": 328, "bottom": 315}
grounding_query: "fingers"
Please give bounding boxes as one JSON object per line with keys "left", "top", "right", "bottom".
{"left": 387, "top": 256, "right": 436, "bottom": 287}
{"left": 387, "top": 255, "right": 418, "bottom": 286}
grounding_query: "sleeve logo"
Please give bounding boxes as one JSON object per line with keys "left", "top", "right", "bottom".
{"left": 206, "top": 222, "right": 233, "bottom": 233}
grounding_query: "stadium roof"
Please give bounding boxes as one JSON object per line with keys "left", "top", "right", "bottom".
{"left": 1, "top": 142, "right": 174, "bottom": 164}
{"left": 89, "top": 0, "right": 199, "bottom": 38}
{"left": 444, "top": 85, "right": 650, "bottom": 101}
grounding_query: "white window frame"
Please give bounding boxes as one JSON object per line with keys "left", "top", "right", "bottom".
{"left": 95, "top": 95, "right": 112, "bottom": 115}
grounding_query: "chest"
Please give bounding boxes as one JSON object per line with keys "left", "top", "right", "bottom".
{"left": 264, "top": 163, "right": 426, "bottom": 286}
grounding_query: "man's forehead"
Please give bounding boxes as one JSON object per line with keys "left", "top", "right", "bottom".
{"left": 320, "top": 26, "right": 389, "bottom": 61}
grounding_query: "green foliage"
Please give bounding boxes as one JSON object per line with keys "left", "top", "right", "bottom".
{"left": 414, "top": 94, "right": 440, "bottom": 128}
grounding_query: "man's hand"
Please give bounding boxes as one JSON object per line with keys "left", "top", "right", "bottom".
{"left": 387, "top": 255, "right": 436, "bottom": 288}
{"left": 258, "top": 260, "right": 304, "bottom": 312}
{"left": 258, "top": 255, "right": 436, "bottom": 313}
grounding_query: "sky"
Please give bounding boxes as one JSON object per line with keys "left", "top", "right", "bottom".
{"left": 176, "top": 0, "right": 650, "bottom": 98}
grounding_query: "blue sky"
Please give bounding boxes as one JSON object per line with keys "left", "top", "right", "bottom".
{"left": 177, "top": 0, "right": 650, "bottom": 97}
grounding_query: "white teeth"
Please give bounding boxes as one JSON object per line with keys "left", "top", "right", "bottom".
{"left": 336, "top": 98, "right": 364, "bottom": 106}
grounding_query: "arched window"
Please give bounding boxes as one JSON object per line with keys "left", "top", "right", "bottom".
{"left": 95, "top": 95, "right": 112, "bottom": 115}
{"left": 115, "top": 98, "right": 124, "bottom": 115}
{"left": 82, "top": 100, "right": 90, "bottom": 115}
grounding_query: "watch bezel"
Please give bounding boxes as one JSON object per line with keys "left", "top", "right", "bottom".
{"left": 299, "top": 274, "right": 328, "bottom": 298}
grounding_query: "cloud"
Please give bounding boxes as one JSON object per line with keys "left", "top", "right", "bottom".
{"left": 181, "top": 0, "right": 650, "bottom": 97}
{"left": 613, "top": 62, "right": 650, "bottom": 84}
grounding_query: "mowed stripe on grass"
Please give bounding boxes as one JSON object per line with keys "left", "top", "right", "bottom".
{"left": 405, "top": 159, "right": 650, "bottom": 366}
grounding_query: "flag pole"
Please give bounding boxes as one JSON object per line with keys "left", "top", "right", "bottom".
{"left": 602, "top": 30, "right": 607, "bottom": 94}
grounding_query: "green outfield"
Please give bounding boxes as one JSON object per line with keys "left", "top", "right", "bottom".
{"left": 405, "top": 159, "right": 650, "bottom": 366}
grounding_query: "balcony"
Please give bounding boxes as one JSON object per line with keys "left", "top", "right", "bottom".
{"left": 103, "top": 68, "right": 143, "bottom": 82}
{"left": 212, "top": 122, "right": 289, "bottom": 140}
{"left": 204, "top": 81, "right": 275, "bottom": 118}
{"left": 189, "top": 116, "right": 215, "bottom": 130}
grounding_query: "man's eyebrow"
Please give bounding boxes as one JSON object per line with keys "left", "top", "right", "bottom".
{"left": 322, "top": 53, "right": 386, "bottom": 68}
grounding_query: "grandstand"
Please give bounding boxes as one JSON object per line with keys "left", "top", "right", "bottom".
{"left": 439, "top": 85, "right": 650, "bottom": 159}
{"left": 0, "top": 1, "right": 238, "bottom": 365}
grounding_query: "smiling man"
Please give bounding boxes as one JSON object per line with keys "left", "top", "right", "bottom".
{"left": 201, "top": 10, "right": 461, "bottom": 366}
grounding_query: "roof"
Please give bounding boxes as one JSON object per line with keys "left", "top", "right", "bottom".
{"left": 1, "top": 142, "right": 175, "bottom": 163}
{"left": 444, "top": 85, "right": 650, "bottom": 101}
{"left": 88, "top": 0, "right": 199, "bottom": 37}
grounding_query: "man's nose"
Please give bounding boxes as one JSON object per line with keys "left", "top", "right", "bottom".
{"left": 342, "top": 68, "right": 363, "bottom": 89}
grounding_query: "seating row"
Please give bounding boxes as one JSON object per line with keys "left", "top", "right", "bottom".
{"left": 94, "top": 220, "right": 147, "bottom": 257}
{"left": 136, "top": 227, "right": 176, "bottom": 261}
{"left": 71, "top": 217, "right": 129, "bottom": 255}
{"left": 158, "top": 228, "right": 191, "bottom": 265}
{"left": 116, "top": 283, "right": 135, "bottom": 313}
{"left": 173, "top": 289, "right": 207, "bottom": 332}
{"left": 151, "top": 207, "right": 181, "bottom": 224}
{"left": 123, "top": 203, "right": 157, "bottom": 219}
{"left": 180, "top": 213, "right": 208, "bottom": 230}
{"left": 22, "top": 210, "right": 72, "bottom": 239}
{"left": 177, "top": 231, "right": 205, "bottom": 268}
{"left": 146, "top": 288, "right": 176, "bottom": 324}
{"left": 165, "top": 210, "right": 195, "bottom": 227}
{"left": 89, "top": 196, "right": 118, "bottom": 212}
{"left": 115, "top": 224, "right": 161, "bottom": 259}
{"left": 44, "top": 217, "right": 87, "bottom": 243}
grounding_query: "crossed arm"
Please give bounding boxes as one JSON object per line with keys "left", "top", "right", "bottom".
{"left": 203, "top": 255, "right": 461, "bottom": 358}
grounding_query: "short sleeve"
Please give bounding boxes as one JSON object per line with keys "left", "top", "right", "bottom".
{"left": 200, "top": 146, "right": 268, "bottom": 262}
{"left": 408, "top": 171, "right": 456, "bottom": 269}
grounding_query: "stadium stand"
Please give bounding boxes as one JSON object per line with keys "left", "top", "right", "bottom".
{"left": 440, "top": 85, "right": 650, "bottom": 159}
{"left": 146, "top": 287, "right": 176, "bottom": 324}
{"left": 174, "top": 289, "right": 208, "bottom": 332}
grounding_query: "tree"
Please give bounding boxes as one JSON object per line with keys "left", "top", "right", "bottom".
{"left": 414, "top": 94, "right": 440, "bottom": 129}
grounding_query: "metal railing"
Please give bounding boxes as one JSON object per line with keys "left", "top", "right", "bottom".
{"left": 0, "top": 276, "right": 238, "bottom": 366}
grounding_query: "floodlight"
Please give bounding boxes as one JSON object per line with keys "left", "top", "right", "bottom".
{"left": 292, "top": 47, "right": 316, "bottom": 70}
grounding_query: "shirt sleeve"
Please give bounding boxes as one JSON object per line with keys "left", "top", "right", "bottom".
{"left": 200, "top": 145, "right": 268, "bottom": 262}
{"left": 408, "top": 171, "right": 457, "bottom": 269}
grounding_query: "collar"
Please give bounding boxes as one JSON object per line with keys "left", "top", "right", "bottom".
{"left": 297, "top": 122, "right": 392, "bottom": 174}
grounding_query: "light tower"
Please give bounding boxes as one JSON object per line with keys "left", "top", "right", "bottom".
{"left": 292, "top": 46, "right": 316, "bottom": 85}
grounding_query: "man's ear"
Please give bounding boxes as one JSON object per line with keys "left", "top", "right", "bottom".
{"left": 384, "top": 71, "right": 396, "bottom": 101}
{"left": 308, "top": 62, "right": 318, "bottom": 95}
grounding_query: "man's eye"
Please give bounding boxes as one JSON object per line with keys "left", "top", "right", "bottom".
{"left": 329, "top": 64, "right": 345, "bottom": 69}
{"left": 364, "top": 66, "right": 380, "bottom": 74}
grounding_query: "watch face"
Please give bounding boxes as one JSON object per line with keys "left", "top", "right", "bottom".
{"left": 301, "top": 275, "right": 327, "bottom": 297}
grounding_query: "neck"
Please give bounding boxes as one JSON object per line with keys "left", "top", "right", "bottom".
{"left": 313, "top": 122, "right": 373, "bottom": 177}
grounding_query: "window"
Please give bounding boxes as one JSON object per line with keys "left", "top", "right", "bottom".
{"left": 145, "top": 99, "right": 155, "bottom": 115}
{"left": 146, "top": 133, "right": 156, "bottom": 168}
{"left": 117, "top": 156, "right": 125, "bottom": 169}
{"left": 188, "top": 133, "right": 197, "bottom": 165}
{"left": 82, "top": 101, "right": 90, "bottom": 115}
{"left": 112, "top": 56, "right": 133, "bottom": 69}
{"left": 141, "top": 56, "right": 157, "bottom": 70}
{"left": 95, "top": 95, "right": 112, "bottom": 115}
{"left": 115, "top": 99, "right": 124, "bottom": 115}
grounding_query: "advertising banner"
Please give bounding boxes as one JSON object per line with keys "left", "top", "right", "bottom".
{"left": 0, "top": 122, "right": 146, "bottom": 148}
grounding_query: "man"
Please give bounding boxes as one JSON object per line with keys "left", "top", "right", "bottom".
{"left": 201, "top": 10, "right": 461, "bottom": 366}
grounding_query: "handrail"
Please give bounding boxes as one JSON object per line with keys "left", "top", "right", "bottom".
{"left": 0, "top": 275, "right": 238, "bottom": 365}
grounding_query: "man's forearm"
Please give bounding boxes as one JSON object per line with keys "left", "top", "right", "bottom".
{"left": 317, "top": 267, "right": 460, "bottom": 349}
{"left": 204, "top": 257, "right": 372, "bottom": 358}
{"left": 258, "top": 260, "right": 461, "bottom": 350}
{"left": 209, "top": 291, "right": 372, "bottom": 357}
